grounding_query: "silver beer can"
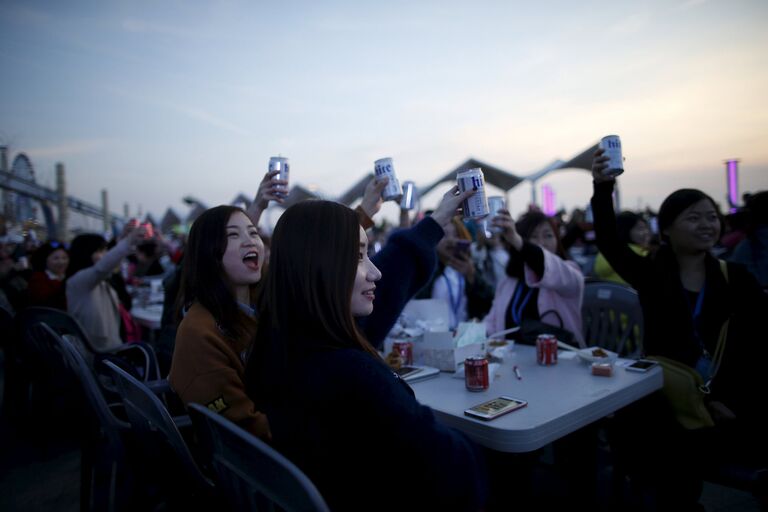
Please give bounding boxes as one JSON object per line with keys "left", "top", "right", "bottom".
{"left": 374, "top": 157, "right": 402, "bottom": 201}
{"left": 599, "top": 135, "right": 624, "bottom": 177}
{"left": 400, "top": 181, "right": 417, "bottom": 210}
{"left": 457, "top": 168, "right": 489, "bottom": 219}
{"left": 268, "top": 156, "right": 290, "bottom": 197}
{"left": 486, "top": 196, "right": 506, "bottom": 234}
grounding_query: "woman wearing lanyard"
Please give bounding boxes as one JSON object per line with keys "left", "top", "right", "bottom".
{"left": 422, "top": 217, "right": 493, "bottom": 329}
{"left": 484, "top": 210, "right": 584, "bottom": 344}
{"left": 591, "top": 149, "right": 767, "bottom": 509}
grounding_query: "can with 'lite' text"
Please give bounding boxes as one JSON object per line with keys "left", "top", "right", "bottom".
{"left": 374, "top": 157, "right": 403, "bottom": 201}
{"left": 598, "top": 135, "right": 624, "bottom": 177}
{"left": 457, "top": 168, "right": 489, "bottom": 219}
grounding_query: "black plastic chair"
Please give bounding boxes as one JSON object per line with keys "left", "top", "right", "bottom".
{"left": 27, "top": 323, "right": 132, "bottom": 512}
{"left": 581, "top": 281, "right": 644, "bottom": 358}
{"left": 103, "top": 361, "right": 215, "bottom": 504}
{"left": 18, "top": 306, "right": 160, "bottom": 381}
{"left": 188, "top": 402, "right": 330, "bottom": 512}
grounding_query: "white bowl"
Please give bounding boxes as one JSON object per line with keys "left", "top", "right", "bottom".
{"left": 577, "top": 346, "right": 618, "bottom": 364}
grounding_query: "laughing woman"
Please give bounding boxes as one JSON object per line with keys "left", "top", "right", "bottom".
{"left": 245, "top": 200, "right": 487, "bottom": 512}
{"left": 169, "top": 205, "right": 271, "bottom": 438}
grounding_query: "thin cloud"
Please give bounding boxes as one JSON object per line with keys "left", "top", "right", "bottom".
{"left": 609, "top": 12, "right": 651, "bottom": 35}
{"left": 676, "top": 0, "right": 708, "bottom": 11}
{"left": 106, "top": 85, "right": 254, "bottom": 137}
{"left": 25, "top": 139, "right": 113, "bottom": 159}
{"left": 121, "top": 18, "right": 196, "bottom": 38}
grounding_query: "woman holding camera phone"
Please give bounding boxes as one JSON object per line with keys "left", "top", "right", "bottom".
{"left": 245, "top": 198, "right": 486, "bottom": 511}
{"left": 591, "top": 148, "right": 768, "bottom": 509}
{"left": 416, "top": 217, "right": 494, "bottom": 329}
{"left": 484, "top": 210, "right": 584, "bottom": 345}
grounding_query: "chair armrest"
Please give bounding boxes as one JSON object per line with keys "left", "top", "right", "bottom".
{"left": 145, "top": 378, "right": 173, "bottom": 394}
{"left": 173, "top": 415, "right": 192, "bottom": 429}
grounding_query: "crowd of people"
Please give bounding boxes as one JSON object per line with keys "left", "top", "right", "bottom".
{"left": 1, "top": 155, "right": 766, "bottom": 510}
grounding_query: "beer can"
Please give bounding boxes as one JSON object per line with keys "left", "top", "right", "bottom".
{"left": 598, "top": 135, "right": 624, "bottom": 177}
{"left": 392, "top": 340, "right": 414, "bottom": 366}
{"left": 268, "top": 156, "right": 290, "bottom": 198}
{"left": 465, "top": 356, "right": 490, "bottom": 392}
{"left": 374, "top": 157, "right": 403, "bottom": 201}
{"left": 536, "top": 334, "right": 558, "bottom": 366}
{"left": 457, "top": 168, "right": 490, "bottom": 219}
{"left": 486, "top": 196, "right": 506, "bottom": 234}
{"left": 400, "top": 181, "right": 418, "bottom": 210}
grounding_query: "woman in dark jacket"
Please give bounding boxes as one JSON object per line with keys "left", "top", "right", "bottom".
{"left": 245, "top": 200, "right": 487, "bottom": 512}
{"left": 591, "top": 149, "right": 767, "bottom": 510}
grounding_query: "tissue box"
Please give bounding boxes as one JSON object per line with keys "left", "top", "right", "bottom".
{"left": 420, "top": 331, "right": 486, "bottom": 372}
{"left": 384, "top": 299, "right": 487, "bottom": 372}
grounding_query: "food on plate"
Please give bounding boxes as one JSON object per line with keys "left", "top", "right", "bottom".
{"left": 385, "top": 348, "right": 403, "bottom": 370}
{"left": 591, "top": 362, "right": 613, "bottom": 377}
{"left": 591, "top": 348, "right": 608, "bottom": 358}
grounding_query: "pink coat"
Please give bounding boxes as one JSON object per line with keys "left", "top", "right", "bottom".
{"left": 484, "top": 249, "right": 585, "bottom": 346}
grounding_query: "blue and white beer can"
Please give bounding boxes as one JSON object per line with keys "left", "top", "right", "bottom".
{"left": 457, "top": 168, "right": 489, "bottom": 219}
{"left": 598, "top": 135, "right": 624, "bottom": 177}
{"left": 374, "top": 157, "right": 403, "bottom": 201}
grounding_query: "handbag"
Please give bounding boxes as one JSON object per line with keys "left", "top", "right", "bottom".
{"left": 647, "top": 260, "right": 730, "bottom": 430}
{"left": 515, "top": 309, "right": 575, "bottom": 346}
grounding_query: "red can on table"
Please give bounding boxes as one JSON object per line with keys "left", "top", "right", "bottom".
{"left": 392, "top": 340, "right": 413, "bottom": 366}
{"left": 465, "top": 356, "right": 489, "bottom": 392}
{"left": 536, "top": 334, "right": 558, "bottom": 366}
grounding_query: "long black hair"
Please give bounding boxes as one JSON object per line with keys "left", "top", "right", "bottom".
{"left": 177, "top": 205, "right": 257, "bottom": 341}
{"left": 66, "top": 234, "right": 107, "bottom": 278}
{"left": 245, "top": 200, "right": 379, "bottom": 403}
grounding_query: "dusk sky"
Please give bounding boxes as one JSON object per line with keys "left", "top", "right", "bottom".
{"left": 1, "top": 0, "right": 767, "bottom": 228}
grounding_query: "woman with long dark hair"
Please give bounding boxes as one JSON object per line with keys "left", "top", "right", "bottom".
{"left": 245, "top": 200, "right": 486, "bottom": 511}
{"left": 484, "top": 210, "right": 584, "bottom": 344}
{"left": 66, "top": 226, "right": 146, "bottom": 350}
{"left": 169, "top": 205, "right": 270, "bottom": 438}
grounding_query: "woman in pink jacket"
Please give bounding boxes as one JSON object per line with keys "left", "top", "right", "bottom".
{"left": 485, "top": 210, "right": 584, "bottom": 345}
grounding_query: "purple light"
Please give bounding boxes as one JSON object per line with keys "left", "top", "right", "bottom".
{"left": 726, "top": 159, "right": 739, "bottom": 212}
{"left": 541, "top": 184, "right": 556, "bottom": 216}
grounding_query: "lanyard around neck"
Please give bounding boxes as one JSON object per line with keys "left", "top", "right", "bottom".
{"left": 510, "top": 281, "right": 534, "bottom": 324}
{"left": 684, "top": 282, "right": 707, "bottom": 354}
{"left": 442, "top": 272, "right": 464, "bottom": 324}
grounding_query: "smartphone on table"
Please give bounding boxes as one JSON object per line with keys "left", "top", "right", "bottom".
{"left": 625, "top": 359, "right": 659, "bottom": 373}
{"left": 464, "top": 396, "right": 527, "bottom": 421}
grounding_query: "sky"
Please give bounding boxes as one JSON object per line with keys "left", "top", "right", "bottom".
{"left": 1, "top": 0, "right": 767, "bottom": 230}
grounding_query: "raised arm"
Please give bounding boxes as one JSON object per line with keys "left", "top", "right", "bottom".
{"left": 590, "top": 149, "right": 649, "bottom": 287}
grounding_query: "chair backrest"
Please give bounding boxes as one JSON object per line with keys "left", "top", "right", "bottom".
{"left": 28, "top": 322, "right": 131, "bottom": 512}
{"left": 188, "top": 403, "right": 330, "bottom": 512}
{"left": 27, "top": 323, "right": 129, "bottom": 437}
{"left": 103, "top": 360, "right": 213, "bottom": 491}
{"left": 18, "top": 306, "right": 96, "bottom": 355}
{"left": 581, "top": 281, "right": 644, "bottom": 357}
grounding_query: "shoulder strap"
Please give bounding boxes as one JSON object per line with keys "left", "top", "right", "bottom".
{"left": 704, "top": 260, "right": 730, "bottom": 391}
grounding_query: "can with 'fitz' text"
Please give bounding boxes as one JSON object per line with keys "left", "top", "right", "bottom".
{"left": 465, "top": 356, "right": 490, "bottom": 391}
{"left": 536, "top": 334, "right": 558, "bottom": 366}
{"left": 392, "top": 340, "right": 414, "bottom": 366}
{"left": 599, "top": 135, "right": 624, "bottom": 177}
{"left": 374, "top": 157, "right": 403, "bottom": 201}
{"left": 457, "top": 168, "right": 489, "bottom": 219}
{"left": 268, "top": 156, "right": 290, "bottom": 198}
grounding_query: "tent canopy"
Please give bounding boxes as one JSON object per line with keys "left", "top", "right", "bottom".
{"left": 418, "top": 158, "right": 523, "bottom": 197}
